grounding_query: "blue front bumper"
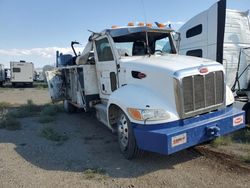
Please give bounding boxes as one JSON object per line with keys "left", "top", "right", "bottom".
{"left": 132, "top": 106, "right": 245, "bottom": 155}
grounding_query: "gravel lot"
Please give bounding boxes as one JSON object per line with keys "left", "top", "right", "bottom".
{"left": 0, "top": 87, "right": 250, "bottom": 188}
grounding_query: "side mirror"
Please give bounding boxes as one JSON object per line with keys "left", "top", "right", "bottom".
{"left": 172, "top": 32, "right": 181, "bottom": 53}
{"left": 173, "top": 32, "right": 181, "bottom": 41}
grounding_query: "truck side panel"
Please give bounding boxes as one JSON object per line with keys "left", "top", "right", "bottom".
{"left": 46, "top": 65, "right": 100, "bottom": 110}
{"left": 46, "top": 70, "right": 65, "bottom": 102}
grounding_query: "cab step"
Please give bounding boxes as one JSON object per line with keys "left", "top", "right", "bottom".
{"left": 94, "top": 103, "right": 108, "bottom": 126}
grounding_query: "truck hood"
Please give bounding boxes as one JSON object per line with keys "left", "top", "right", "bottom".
{"left": 121, "top": 54, "right": 222, "bottom": 76}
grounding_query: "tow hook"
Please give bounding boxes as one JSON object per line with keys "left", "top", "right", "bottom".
{"left": 206, "top": 126, "right": 220, "bottom": 137}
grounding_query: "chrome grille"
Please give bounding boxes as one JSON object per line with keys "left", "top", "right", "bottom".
{"left": 181, "top": 71, "right": 224, "bottom": 115}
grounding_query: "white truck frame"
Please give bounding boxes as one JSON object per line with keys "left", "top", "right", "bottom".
{"left": 178, "top": 0, "right": 250, "bottom": 122}
{"left": 10, "top": 61, "right": 34, "bottom": 87}
{"left": 47, "top": 25, "right": 245, "bottom": 159}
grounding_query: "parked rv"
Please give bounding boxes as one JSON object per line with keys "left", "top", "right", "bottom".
{"left": 178, "top": 0, "right": 250, "bottom": 122}
{"left": 46, "top": 24, "right": 245, "bottom": 159}
{"left": 0, "top": 64, "right": 5, "bottom": 86}
{"left": 10, "top": 61, "right": 34, "bottom": 87}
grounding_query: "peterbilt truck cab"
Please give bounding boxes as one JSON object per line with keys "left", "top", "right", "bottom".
{"left": 47, "top": 24, "right": 245, "bottom": 159}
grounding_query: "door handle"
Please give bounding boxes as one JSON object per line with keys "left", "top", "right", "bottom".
{"left": 102, "top": 84, "right": 106, "bottom": 91}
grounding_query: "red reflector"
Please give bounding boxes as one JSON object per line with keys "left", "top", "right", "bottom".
{"left": 199, "top": 67, "right": 208, "bottom": 74}
{"left": 138, "top": 72, "right": 146, "bottom": 79}
{"left": 233, "top": 115, "right": 244, "bottom": 126}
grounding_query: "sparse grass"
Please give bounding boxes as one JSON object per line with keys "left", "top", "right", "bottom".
{"left": 40, "top": 105, "right": 58, "bottom": 116}
{"left": 11, "top": 100, "right": 41, "bottom": 118}
{"left": 0, "top": 114, "right": 21, "bottom": 130}
{"left": 211, "top": 129, "right": 250, "bottom": 148}
{"left": 211, "top": 136, "right": 232, "bottom": 148}
{"left": 40, "top": 127, "right": 68, "bottom": 142}
{"left": 231, "top": 129, "right": 250, "bottom": 143}
{"left": 33, "top": 82, "right": 48, "bottom": 89}
{"left": 37, "top": 104, "right": 63, "bottom": 124}
{"left": 0, "top": 102, "right": 11, "bottom": 110}
{"left": 9, "top": 100, "right": 63, "bottom": 120}
{"left": 209, "top": 128, "right": 250, "bottom": 165}
{"left": 241, "top": 153, "right": 250, "bottom": 164}
{"left": 83, "top": 168, "right": 106, "bottom": 179}
{"left": 38, "top": 115, "right": 54, "bottom": 123}
{"left": 0, "top": 87, "right": 14, "bottom": 91}
{"left": 0, "top": 102, "right": 21, "bottom": 130}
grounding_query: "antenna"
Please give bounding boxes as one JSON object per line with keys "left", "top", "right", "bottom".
{"left": 141, "top": 0, "right": 147, "bottom": 23}
{"left": 140, "top": 0, "right": 151, "bottom": 56}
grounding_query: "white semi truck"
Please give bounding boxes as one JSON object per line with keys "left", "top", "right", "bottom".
{"left": 46, "top": 24, "right": 245, "bottom": 159}
{"left": 10, "top": 61, "right": 34, "bottom": 87}
{"left": 0, "top": 64, "right": 5, "bottom": 86}
{"left": 178, "top": 0, "right": 250, "bottom": 122}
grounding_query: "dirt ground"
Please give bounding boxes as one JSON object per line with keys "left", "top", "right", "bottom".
{"left": 0, "top": 87, "right": 50, "bottom": 105}
{"left": 1, "top": 87, "right": 250, "bottom": 188}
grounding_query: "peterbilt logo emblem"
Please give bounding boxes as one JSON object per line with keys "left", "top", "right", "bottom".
{"left": 199, "top": 67, "right": 208, "bottom": 74}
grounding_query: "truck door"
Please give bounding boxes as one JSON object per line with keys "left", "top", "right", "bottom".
{"left": 93, "top": 35, "right": 118, "bottom": 100}
{"left": 45, "top": 70, "right": 65, "bottom": 102}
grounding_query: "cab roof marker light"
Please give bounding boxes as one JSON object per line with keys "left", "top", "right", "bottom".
{"left": 138, "top": 22, "right": 145, "bottom": 26}
{"left": 146, "top": 23, "right": 153, "bottom": 27}
{"left": 111, "top": 25, "right": 119, "bottom": 29}
{"left": 127, "top": 22, "right": 135, "bottom": 26}
{"left": 155, "top": 22, "right": 166, "bottom": 28}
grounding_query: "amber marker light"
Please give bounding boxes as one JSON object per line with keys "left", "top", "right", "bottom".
{"left": 127, "top": 108, "right": 143, "bottom": 121}
{"left": 146, "top": 23, "right": 153, "bottom": 27}
{"left": 138, "top": 22, "right": 145, "bottom": 26}
{"left": 157, "top": 23, "right": 166, "bottom": 28}
{"left": 127, "top": 22, "right": 135, "bottom": 26}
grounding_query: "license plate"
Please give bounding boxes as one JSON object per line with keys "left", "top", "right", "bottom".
{"left": 233, "top": 115, "right": 244, "bottom": 126}
{"left": 171, "top": 133, "right": 187, "bottom": 147}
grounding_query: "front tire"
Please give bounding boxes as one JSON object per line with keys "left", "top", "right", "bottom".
{"left": 63, "top": 100, "right": 77, "bottom": 113}
{"left": 117, "top": 111, "right": 142, "bottom": 159}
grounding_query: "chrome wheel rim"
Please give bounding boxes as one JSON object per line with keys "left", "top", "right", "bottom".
{"left": 118, "top": 114, "right": 129, "bottom": 150}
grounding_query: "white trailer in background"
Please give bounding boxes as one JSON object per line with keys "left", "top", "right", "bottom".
{"left": 178, "top": 0, "right": 250, "bottom": 122}
{"left": 10, "top": 61, "right": 34, "bottom": 87}
{"left": 34, "top": 68, "right": 45, "bottom": 82}
{"left": 0, "top": 64, "right": 5, "bottom": 86}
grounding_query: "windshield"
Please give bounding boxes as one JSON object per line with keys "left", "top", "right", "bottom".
{"left": 113, "top": 32, "right": 176, "bottom": 57}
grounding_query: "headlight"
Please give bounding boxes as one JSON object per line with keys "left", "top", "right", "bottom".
{"left": 127, "top": 108, "right": 170, "bottom": 121}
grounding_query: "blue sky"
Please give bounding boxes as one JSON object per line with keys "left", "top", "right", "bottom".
{"left": 0, "top": 0, "right": 249, "bottom": 68}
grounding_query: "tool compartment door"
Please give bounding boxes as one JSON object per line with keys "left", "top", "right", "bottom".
{"left": 45, "top": 70, "right": 65, "bottom": 102}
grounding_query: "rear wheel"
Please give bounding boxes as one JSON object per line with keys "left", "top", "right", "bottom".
{"left": 63, "top": 100, "right": 77, "bottom": 113}
{"left": 117, "top": 111, "right": 142, "bottom": 159}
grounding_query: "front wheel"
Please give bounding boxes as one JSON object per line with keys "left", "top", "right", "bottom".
{"left": 117, "top": 111, "right": 143, "bottom": 159}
